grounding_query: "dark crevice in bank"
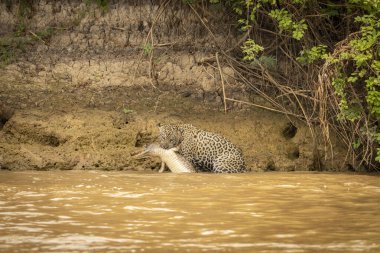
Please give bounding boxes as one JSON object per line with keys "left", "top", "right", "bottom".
{"left": 288, "top": 147, "right": 300, "bottom": 160}
{"left": 0, "top": 107, "right": 14, "bottom": 130}
{"left": 41, "top": 134, "right": 61, "bottom": 147}
{"left": 282, "top": 122, "right": 297, "bottom": 139}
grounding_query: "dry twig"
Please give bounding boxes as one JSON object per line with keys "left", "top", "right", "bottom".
{"left": 215, "top": 52, "right": 227, "bottom": 113}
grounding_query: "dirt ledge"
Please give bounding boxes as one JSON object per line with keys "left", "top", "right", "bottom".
{"left": 0, "top": 96, "right": 349, "bottom": 172}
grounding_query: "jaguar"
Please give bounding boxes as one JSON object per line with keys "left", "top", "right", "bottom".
{"left": 158, "top": 124, "right": 248, "bottom": 173}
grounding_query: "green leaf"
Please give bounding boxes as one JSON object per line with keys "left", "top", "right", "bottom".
{"left": 297, "top": 45, "right": 328, "bottom": 65}
{"left": 123, "top": 108, "right": 135, "bottom": 114}
{"left": 241, "top": 39, "right": 264, "bottom": 62}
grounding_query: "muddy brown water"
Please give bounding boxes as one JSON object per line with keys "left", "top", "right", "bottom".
{"left": 0, "top": 171, "right": 379, "bottom": 253}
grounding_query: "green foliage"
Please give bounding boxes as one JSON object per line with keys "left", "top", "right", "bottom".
{"left": 86, "top": 0, "right": 109, "bottom": 11}
{"left": 349, "top": 0, "right": 380, "bottom": 14}
{"left": 143, "top": 43, "right": 153, "bottom": 56}
{"left": 252, "top": 55, "right": 278, "bottom": 70}
{"left": 18, "top": 0, "right": 32, "bottom": 17}
{"left": 352, "top": 140, "right": 361, "bottom": 150}
{"left": 0, "top": 36, "right": 29, "bottom": 68}
{"left": 209, "top": 0, "right": 380, "bottom": 168}
{"left": 290, "top": 0, "right": 306, "bottom": 4}
{"left": 332, "top": 15, "right": 379, "bottom": 119}
{"left": 374, "top": 132, "right": 380, "bottom": 162}
{"left": 241, "top": 39, "right": 264, "bottom": 61}
{"left": 15, "top": 0, "right": 32, "bottom": 36}
{"left": 0, "top": 44, "right": 15, "bottom": 67}
{"left": 35, "top": 27, "right": 56, "bottom": 42}
{"left": 223, "top": 0, "right": 308, "bottom": 39}
{"left": 297, "top": 45, "right": 328, "bottom": 65}
{"left": 297, "top": 13, "right": 380, "bottom": 163}
{"left": 216, "top": 0, "right": 309, "bottom": 66}
{"left": 269, "top": 9, "right": 293, "bottom": 31}
{"left": 238, "top": 18, "right": 251, "bottom": 32}
{"left": 122, "top": 108, "right": 135, "bottom": 114}
{"left": 269, "top": 9, "right": 307, "bottom": 40}
{"left": 15, "top": 22, "right": 26, "bottom": 37}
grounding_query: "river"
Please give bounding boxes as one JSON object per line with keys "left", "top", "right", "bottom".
{"left": 0, "top": 171, "right": 379, "bottom": 253}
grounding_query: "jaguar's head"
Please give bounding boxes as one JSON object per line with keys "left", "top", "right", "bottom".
{"left": 158, "top": 124, "right": 184, "bottom": 149}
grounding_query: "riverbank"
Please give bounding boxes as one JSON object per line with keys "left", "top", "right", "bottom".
{"left": 0, "top": 86, "right": 347, "bottom": 171}
{"left": 0, "top": 1, "right": 350, "bottom": 171}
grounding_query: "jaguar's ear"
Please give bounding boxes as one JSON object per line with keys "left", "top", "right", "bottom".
{"left": 176, "top": 128, "right": 184, "bottom": 142}
{"left": 157, "top": 123, "right": 164, "bottom": 132}
{"left": 178, "top": 126, "right": 185, "bottom": 134}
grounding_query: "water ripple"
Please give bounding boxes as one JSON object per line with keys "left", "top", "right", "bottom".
{"left": 123, "top": 206, "right": 176, "bottom": 212}
{"left": 103, "top": 191, "right": 151, "bottom": 198}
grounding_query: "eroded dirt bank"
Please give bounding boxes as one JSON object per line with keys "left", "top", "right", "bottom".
{"left": 0, "top": 1, "right": 350, "bottom": 171}
{"left": 0, "top": 87, "right": 348, "bottom": 171}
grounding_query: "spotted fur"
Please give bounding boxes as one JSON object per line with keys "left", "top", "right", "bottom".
{"left": 158, "top": 124, "right": 248, "bottom": 173}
